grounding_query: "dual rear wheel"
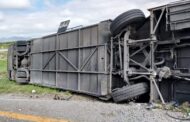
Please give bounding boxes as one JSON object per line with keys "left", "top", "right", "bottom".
{"left": 110, "top": 9, "right": 148, "bottom": 102}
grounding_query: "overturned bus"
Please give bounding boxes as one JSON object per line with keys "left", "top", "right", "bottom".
{"left": 7, "top": 1, "right": 190, "bottom": 103}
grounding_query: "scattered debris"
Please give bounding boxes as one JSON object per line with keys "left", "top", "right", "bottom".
{"left": 53, "top": 94, "right": 73, "bottom": 101}
{"left": 32, "top": 90, "right": 36, "bottom": 94}
{"left": 146, "top": 103, "right": 164, "bottom": 110}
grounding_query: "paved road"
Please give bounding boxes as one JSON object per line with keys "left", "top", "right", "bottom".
{"left": 0, "top": 97, "right": 71, "bottom": 122}
{"left": 0, "top": 94, "right": 180, "bottom": 122}
{"left": 0, "top": 116, "right": 29, "bottom": 122}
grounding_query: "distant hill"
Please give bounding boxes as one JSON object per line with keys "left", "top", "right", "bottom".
{"left": 0, "top": 36, "right": 30, "bottom": 42}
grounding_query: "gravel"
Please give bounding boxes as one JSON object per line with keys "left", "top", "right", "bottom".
{"left": 0, "top": 93, "right": 183, "bottom": 122}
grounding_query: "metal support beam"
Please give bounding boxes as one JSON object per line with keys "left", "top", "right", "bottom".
{"left": 128, "top": 38, "right": 155, "bottom": 44}
{"left": 55, "top": 33, "right": 59, "bottom": 87}
{"left": 78, "top": 29, "right": 81, "bottom": 91}
{"left": 130, "top": 59, "right": 150, "bottom": 71}
{"left": 30, "top": 44, "right": 105, "bottom": 54}
{"left": 109, "top": 38, "right": 113, "bottom": 93}
{"left": 150, "top": 9, "right": 159, "bottom": 103}
{"left": 123, "top": 31, "right": 130, "bottom": 85}
{"left": 118, "top": 38, "right": 123, "bottom": 69}
{"left": 150, "top": 11, "right": 154, "bottom": 36}
{"left": 43, "top": 53, "right": 56, "bottom": 69}
{"left": 59, "top": 52, "right": 78, "bottom": 70}
{"left": 153, "top": 7, "right": 166, "bottom": 34}
{"left": 130, "top": 44, "right": 148, "bottom": 57}
{"left": 151, "top": 76, "right": 165, "bottom": 104}
{"left": 80, "top": 47, "right": 97, "bottom": 71}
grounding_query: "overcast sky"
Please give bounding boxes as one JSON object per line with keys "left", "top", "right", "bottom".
{"left": 0, "top": 0, "right": 175, "bottom": 39}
